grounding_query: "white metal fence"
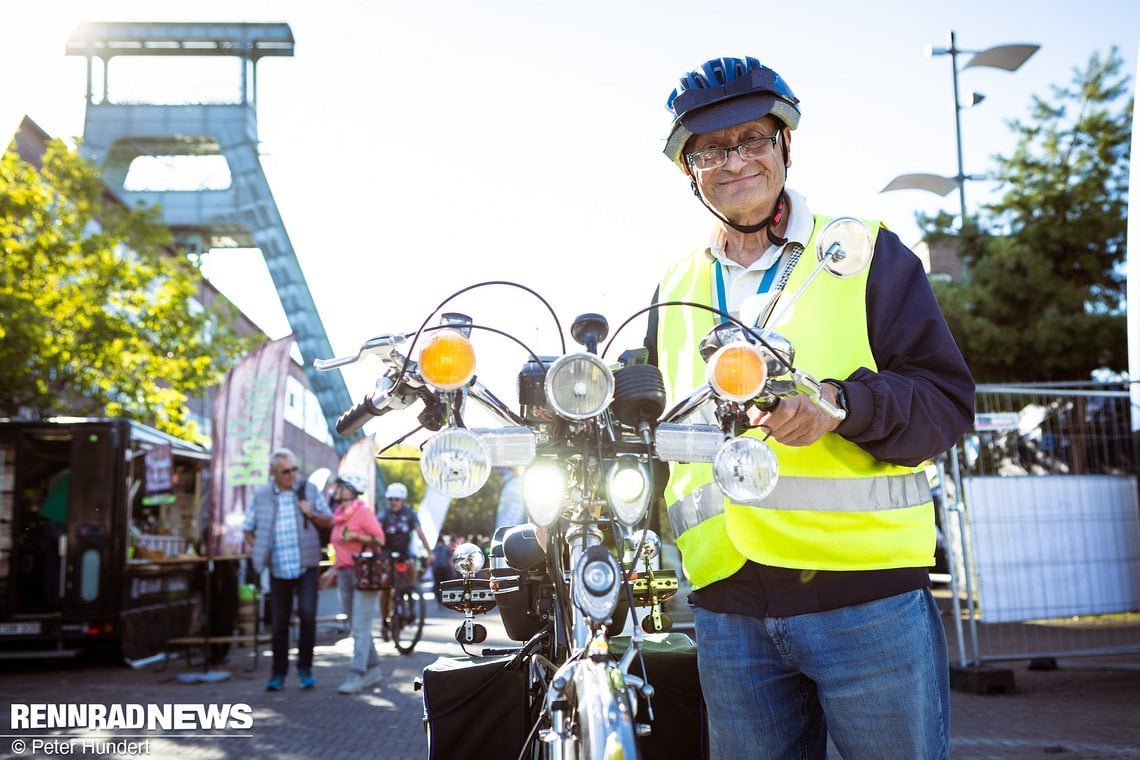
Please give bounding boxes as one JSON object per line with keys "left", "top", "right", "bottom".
{"left": 942, "top": 382, "right": 1140, "bottom": 666}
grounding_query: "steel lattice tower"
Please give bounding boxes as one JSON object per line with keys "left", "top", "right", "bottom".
{"left": 66, "top": 21, "right": 354, "bottom": 454}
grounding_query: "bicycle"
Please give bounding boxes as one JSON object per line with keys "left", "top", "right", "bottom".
{"left": 384, "top": 550, "right": 426, "bottom": 655}
{"left": 316, "top": 219, "right": 869, "bottom": 758}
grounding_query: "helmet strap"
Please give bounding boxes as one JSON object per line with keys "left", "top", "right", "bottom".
{"left": 690, "top": 176, "right": 789, "bottom": 244}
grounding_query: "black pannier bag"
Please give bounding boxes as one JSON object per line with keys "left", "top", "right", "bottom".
{"left": 612, "top": 633, "right": 709, "bottom": 760}
{"left": 420, "top": 654, "right": 531, "bottom": 760}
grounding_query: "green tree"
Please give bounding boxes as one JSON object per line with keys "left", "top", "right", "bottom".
{"left": 378, "top": 444, "right": 428, "bottom": 506}
{"left": 926, "top": 48, "right": 1130, "bottom": 382}
{"left": 0, "top": 139, "right": 253, "bottom": 441}
{"left": 442, "top": 468, "right": 505, "bottom": 540}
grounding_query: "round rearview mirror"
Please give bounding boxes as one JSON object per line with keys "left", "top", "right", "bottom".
{"left": 815, "top": 217, "right": 873, "bottom": 278}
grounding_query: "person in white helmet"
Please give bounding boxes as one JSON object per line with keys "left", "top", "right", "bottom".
{"left": 328, "top": 472, "right": 385, "bottom": 695}
{"left": 378, "top": 482, "right": 429, "bottom": 639}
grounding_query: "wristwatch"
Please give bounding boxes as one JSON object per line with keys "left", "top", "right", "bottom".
{"left": 824, "top": 380, "right": 848, "bottom": 415}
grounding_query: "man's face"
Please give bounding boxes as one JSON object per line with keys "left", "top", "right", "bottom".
{"left": 388, "top": 497, "right": 405, "bottom": 511}
{"left": 271, "top": 457, "right": 299, "bottom": 490}
{"left": 686, "top": 116, "right": 790, "bottom": 226}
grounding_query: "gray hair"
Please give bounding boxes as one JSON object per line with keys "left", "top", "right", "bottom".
{"left": 269, "top": 448, "right": 297, "bottom": 471}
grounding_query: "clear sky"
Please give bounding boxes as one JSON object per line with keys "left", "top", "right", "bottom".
{"left": 5, "top": 0, "right": 1137, "bottom": 444}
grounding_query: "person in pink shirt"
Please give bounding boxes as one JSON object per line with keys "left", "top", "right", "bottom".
{"left": 328, "top": 472, "right": 385, "bottom": 694}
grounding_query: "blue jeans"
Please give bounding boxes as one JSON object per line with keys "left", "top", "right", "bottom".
{"left": 269, "top": 567, "right": 319, "bottom": 678}
{"left": 692, "top": 588, "right": 949, "bottom": 760}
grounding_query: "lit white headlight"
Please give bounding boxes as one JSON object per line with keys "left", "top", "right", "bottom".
{"left": 420, "top": 428, "right": 491, "bottom": 498}
{"left": 522, "top": 460, "right": 567, "bottom": 528}
{"left": 713, "top": 436, "right": 779, "bottom": 505}
{"left": 606, "top": 456, "right": 652, "bottom": 526}
{"left": 544, "top": 352, "right": 614, "bottom": 420}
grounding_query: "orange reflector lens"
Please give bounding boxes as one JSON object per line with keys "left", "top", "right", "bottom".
{"left": 420, "top": 330, "right": 476, "bottom": 390}
{"left": 707, "top": 343, "right": 767, "bottom": 402}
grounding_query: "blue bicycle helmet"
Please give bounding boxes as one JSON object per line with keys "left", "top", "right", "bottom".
{"left": 664, "top": 56, "right": 800, "bottom": 170}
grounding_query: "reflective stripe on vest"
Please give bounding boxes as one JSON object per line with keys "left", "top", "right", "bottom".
{"left": 667, "top": 470, "right": 930, "bottom": 537}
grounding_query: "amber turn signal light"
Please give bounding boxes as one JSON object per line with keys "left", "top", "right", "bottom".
{"left": 420, "top": 330, "right": 476, "bottom": 390}
{"left": 707, "top": 342, "right": 767, "bottom": 402}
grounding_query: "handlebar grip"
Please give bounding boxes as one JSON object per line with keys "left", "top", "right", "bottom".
{"left": 335, "top": 392, "right": 388, "bottom": 436}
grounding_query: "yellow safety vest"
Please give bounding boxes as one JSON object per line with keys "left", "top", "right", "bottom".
{"left": 657, "top": 215, "right": 934, "bottom": 590}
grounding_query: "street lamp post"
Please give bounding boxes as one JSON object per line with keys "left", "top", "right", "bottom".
{"left": 882, "top": 31, "right": 1039, "bottom": 227}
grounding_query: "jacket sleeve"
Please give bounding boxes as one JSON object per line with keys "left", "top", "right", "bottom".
{"left": 832, "top": 227, "right": 975, "bottom": 467}
{"left": 308, "top": 481, "right": 332, "bottom": 516}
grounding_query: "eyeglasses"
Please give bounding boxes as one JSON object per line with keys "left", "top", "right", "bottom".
{"left": 279, "top": 467, "right": 299, "bottom": 475}
{"left": 686, "top": 134, "right": 778, "bottom": 172}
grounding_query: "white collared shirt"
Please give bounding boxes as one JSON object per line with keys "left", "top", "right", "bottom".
{"left": 707, "top": 187, "right": 813, "bottom": 328}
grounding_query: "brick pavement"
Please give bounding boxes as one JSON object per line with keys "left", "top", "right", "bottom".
{"left": 1, "top": 588, "right": 1138, "bottom": 759}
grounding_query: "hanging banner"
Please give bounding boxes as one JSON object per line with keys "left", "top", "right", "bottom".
{"left": 208, "top": 335, "right": 295, "bottom": 557}
{"left": 416, "top": 487, "right": 451, "bottom": 552}
{"left": 495, "top": 472, "right": 525, "bottom": 530}
{"left": 337, "top": 434, "right": 377, "bottom": 512}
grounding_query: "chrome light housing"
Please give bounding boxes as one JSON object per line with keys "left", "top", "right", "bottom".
{"left": 471, "top": 426, "right": 537, "bottom": 466}
{"left": 606, "top": 456, "right": 652, "bottom": 526}
{"left": 451, "top": 542, "right": 485, "bottom": 577}
{"left": 654, "top": 423, "right": 724, "bottom": 463}
{"left": 521, "top": 460, "right": 567, "bottom": 528}
{"left": 420, "top": 428, "right": 491, "bottom": 498}
{"left": 713, "top": 437, "right": 779, "bottom": 505}
{"left": 624, "top": 529, "right": 661, "bottom": 566}
{"left": 572, "top": 545, "right": 623, "bottom": 624}
{"left": 544, "top": 352, "right": 614, "bottom": 420}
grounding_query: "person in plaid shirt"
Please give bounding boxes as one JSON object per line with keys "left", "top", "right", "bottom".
{"left": 244, "top": 448, "right": 332, "bottom": 691}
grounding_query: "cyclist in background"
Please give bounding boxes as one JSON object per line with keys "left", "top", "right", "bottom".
{"left": 378, "top": 482, "right": 429, "bottom": 639}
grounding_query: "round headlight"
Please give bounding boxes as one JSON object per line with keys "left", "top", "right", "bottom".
{"left": 544, "top": 352, "right": 614, "bottom": 420}
{"left": 451, "top": 542, "right": 485, "bottom": 576}
{"left": 707, "top": 342, "right": 768, "bottom": 403}
{"left": 606, "top": 456, "right": 652, "bottom": 526}
{"left": 420, "top": 428, "right": 491, "bottom": 498}
{"left": 420, "top": 329, "right": 476, "bottom": 390}
{"left": 521, "top": 460, "right": 567, "bottom": 528}
{"left": 713, "top": 436, "right": 779, "bottom": 505}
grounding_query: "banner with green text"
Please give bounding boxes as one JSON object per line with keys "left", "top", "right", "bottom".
{"left": 208, "top": 334, "right": 295, "bottom": 557}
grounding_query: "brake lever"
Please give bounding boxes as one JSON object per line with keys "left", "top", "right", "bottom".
{"left": 792, "top": 371, "right": 846, "bottom": 421}
{"left": 313, "top": 333, "right": 410, "bottom": 371}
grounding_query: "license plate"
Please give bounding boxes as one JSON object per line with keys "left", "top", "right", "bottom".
{"left": 0, "top": 622, "right": 43, "bottom": 635}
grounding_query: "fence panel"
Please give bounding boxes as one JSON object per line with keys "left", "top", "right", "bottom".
{"left": 945, "top": 383, "right": 1140, "bottom": 665}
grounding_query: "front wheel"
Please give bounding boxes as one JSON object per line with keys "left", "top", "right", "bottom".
{"left": 391, "top": 587, "right": 425, "bottom": 654}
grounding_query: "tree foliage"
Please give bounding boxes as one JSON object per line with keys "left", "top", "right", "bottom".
{"left": 378, "top": 444, "right": 428, "bottom": 506}
{"left": 0, "top": 139, "right": 254, "bottom": 440}
{"left": 925, "top": 48, "right": 1131, "bottom": 382}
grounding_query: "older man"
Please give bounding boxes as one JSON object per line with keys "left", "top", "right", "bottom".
{"left": 243, "top": 448, "right": 332, "bottom": 691}
{"left": 651, "top": 56, "right": 975, "bottom": 758}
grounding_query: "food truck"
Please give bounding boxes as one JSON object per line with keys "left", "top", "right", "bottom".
{"left": 0, "top": 417, "right": 237, "bottom": 663}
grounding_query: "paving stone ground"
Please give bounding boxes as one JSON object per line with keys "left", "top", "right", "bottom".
{"left": 1, "top": 588, "right": 1137, "bottom": 759}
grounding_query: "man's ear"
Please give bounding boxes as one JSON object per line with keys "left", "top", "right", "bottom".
{"left": 781, "top": 127, "right": 792, "bottom": 169}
